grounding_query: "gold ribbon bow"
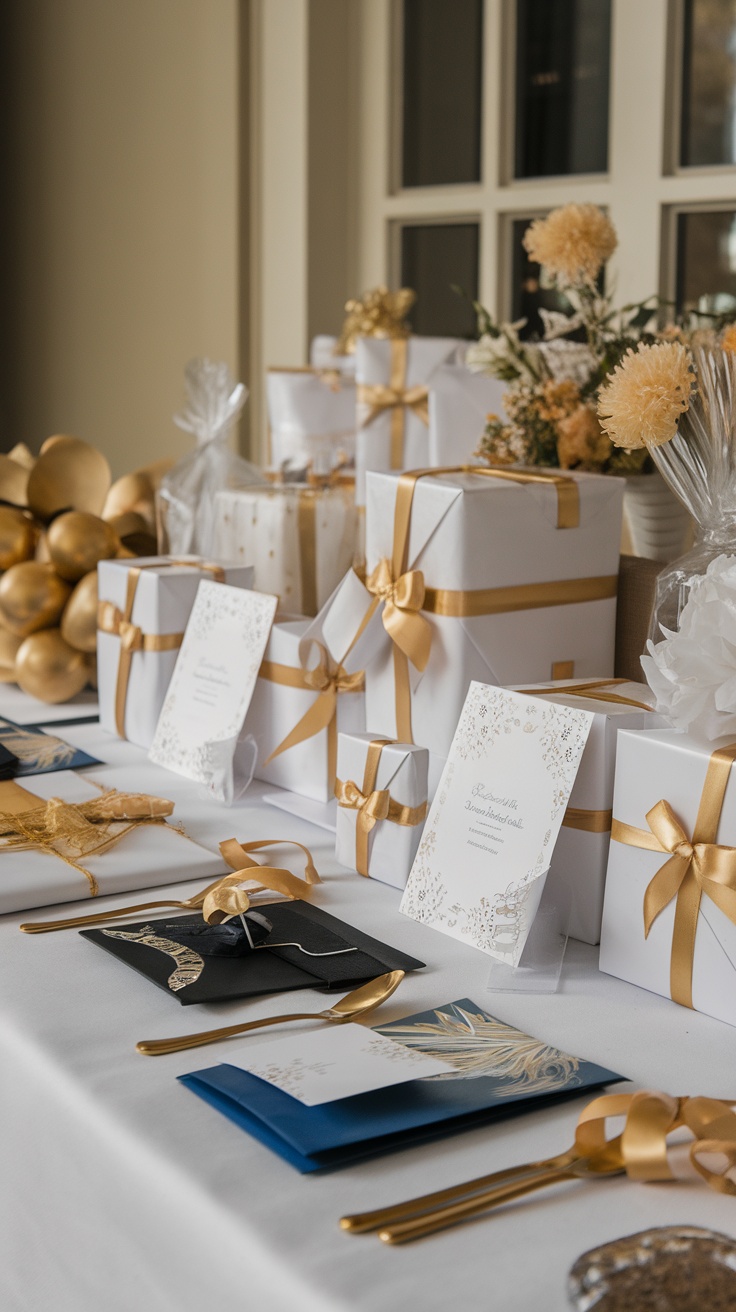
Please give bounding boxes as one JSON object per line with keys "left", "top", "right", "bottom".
{"left": 98, "top": 559, "right": 226, "bottom": 738}
{"left": 202, "top": 838, "right": 319, "bottom": 924}
{"left": 611, "top": 742, "right": 736, "bottom": 1009}
{"left": 357, "top": 339, "right": 429, "bottom": 469}
{"left": 263, "top": 640, "right": 365, "bottom": 783}
{"left": 365, "top": 557, "right": 431, "bottom": 676}
{"left": 335, "top": 737, "right": 428, "bottom": 877}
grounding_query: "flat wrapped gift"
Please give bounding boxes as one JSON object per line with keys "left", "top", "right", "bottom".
{"left": 428, "top": 364, "right": 506, "bottom": 466}
{"left": 267, "top": 367, "right": 356, "bottom": 470}
{"left": 212, "top": 482, "right": 357, "bottom": 617}
{"left": 335, "top": 733, "right": 428, "bottom": 889}
{"left": 355, "top": 336, "right": 463, "bottom": 503}
{"left": 509, "top": 680, "right": 662, "bottom": 945}
{"left": 97, "top": 556, "right": 253, "bottom": 749}
{"left": 600, "top": 728, "right": 736, "bottom": 1027}
{"left": 244, "top": 617, "right": 366, "bottom": 802}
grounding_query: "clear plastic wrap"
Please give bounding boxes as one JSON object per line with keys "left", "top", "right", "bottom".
{"left": 157, "top": 359, "right": 266, "bottom": 556}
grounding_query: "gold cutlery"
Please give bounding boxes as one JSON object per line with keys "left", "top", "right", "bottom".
{"left": 18, "top": 875, "right": 229, "bottom": 934}
{"left": 136, "top": 969, "right": 405, "bottom": 1056}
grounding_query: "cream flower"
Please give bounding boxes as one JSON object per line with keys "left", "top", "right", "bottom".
{"left": 597, "top": 341, "right": 695, "bottom": 450}
{"left": 523, "top": 204, "right": 617, "bottom": 286}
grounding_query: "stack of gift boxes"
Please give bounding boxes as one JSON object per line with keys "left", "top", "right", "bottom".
{"left": 95, "top": 325, "right": 736, "bottom": 1035}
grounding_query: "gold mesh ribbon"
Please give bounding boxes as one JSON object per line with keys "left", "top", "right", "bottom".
{"left": 98, "top": 559, "right": 226, "bottom": 738}
{"left": 357, "top": 339, "right": 430, "bottom": 469}
{"left": 202, "top": 838, "right": 320, "bottom": 923}
{"left": 261, "top": 641, "right": 365, "bottom": 783}
{"left": 334, "top": 737, "right": 428, "bottom": 876}
{"left": 611, "top": 742, "right": 736, "bottom": 1009}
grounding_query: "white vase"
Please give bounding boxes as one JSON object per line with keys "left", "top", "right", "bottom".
{"left": 622, "top": 472, "right": 692, "bottom": 563}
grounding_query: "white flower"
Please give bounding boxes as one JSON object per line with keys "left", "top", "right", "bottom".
{"left": 538, "top": 307, "right": 584, "bottom": 340}
{"left": 466, "top": 325, "right": 541, "bottom": 383}
{"left": 642, "top": 554, "right": 736, "bottom": 738}
{"left": 537, "top": 339, "right": 597, "bottom": 387}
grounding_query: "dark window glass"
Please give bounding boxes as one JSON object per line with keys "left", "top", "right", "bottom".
{"left": 514, "top": 0, "right": 611, "bottom": 179}
{"left": 402, "top": 0, "right": 483, "bottom": 187}
{"left": 510, "top": 217, "right": 576, "bottom": 340}
{"left": 676, "top": 209, "right": 736, "bottom": 316}
{"left": 400, "top": 222, "right": 479, "bottom": 337}
{"left": 681, "top": 0, "right": 736, "bottom": 167}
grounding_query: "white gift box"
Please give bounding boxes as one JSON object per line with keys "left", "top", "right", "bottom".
{"left": 360, "top": 467, "right": 624, "bottom": 768}
{"left": 600, "top": 728, "right": 736, "bottom": 1027}
{"left": 508, "top": 680, "right": 662, "bottom": 945}
{"left": 355, "top": 336, "right": 463, "bottom": 503}
{"left": 97, "top": 556, "right": 253, "bottom": 749}
{"left": 245, "top": 617, "right": 366, "bottom": 802}
{"left": 310, "top": 334, "right": 356, "bottom": 376}
{"left": 212, "top": 483, "right": 358, "bottom": 617}
{"left": 267, "top": 367, "right": 356, "bottom": 470}
{"left": 334, "top": 733, "right": 428, "bottom": 890}
{"left": 428, "top": 364, "right": 507, "bottom": 467}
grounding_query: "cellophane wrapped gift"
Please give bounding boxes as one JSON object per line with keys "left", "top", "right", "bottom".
{"left": 509, "top": 679, "right": 662, "bottom": 944}
{"left": 335, "top": 733, "right": 428, "bottom": 889}
{"left": 599, "top": 727, "right": 736, "bottom": 1027}
{"left": 355, "top": 336, "right": 464, "bottom": 503}
{"left": 267, "top": 367, "right": 356, "bottom": 472}
{"left": 212, "top": 479, "right": 358, "bottom": 617}
{"left": 97, "top": 556, "right": 253, "bottom": 749}
{"left": 157, "top": 358, "right": 266, "bottom": 556}
{"left": 244, "top": 618, "right": 366, "bottom": 802}
{"left": 310, "top": 334, "right": 356, "bottom": 376}
{"left": 428, "top": 364, "right": 507, "bottom": 466}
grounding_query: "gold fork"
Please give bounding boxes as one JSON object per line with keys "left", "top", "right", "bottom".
{"left": 18, "top": 874, "right": 228, "bottom": 934}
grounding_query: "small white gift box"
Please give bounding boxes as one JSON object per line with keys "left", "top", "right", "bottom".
{"left": 428, "top": 364, "right": 507, "bottom": 466}
{"left": 310, "top": 334, "right": 356, "bottom": 376}
{"left": 509, "top": 679, "right": 662, "bottom": 945}
{"left": 267, "top": 367, "right": 356, "bottom": 470}
{"left": 245, "top": 617, "right": 366, "bottom": 802}
{"left": 212, "top": 482, "right": 358, "bottom": 617}
{"left": 355, "top": 336, "right": 463, "bottom": 503}
{"left": 97, "top": 556, "right": 253, "bottom": 749}
{"left": 334, "top": 733, "right": 428, "bottom": 889}
{"left": 600, "top": 729, "right": 736, "bottom": 1027}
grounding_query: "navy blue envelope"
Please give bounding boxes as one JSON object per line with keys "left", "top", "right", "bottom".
{"left": 0, "top": 717, "right": 99, "bottom": 775}
{"left": 180, "top": 999, "right": 623, "bottom": 1172}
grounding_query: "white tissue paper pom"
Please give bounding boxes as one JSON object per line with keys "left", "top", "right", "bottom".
{"left": 642, "top": 553, "right": 736, "bottom": 739}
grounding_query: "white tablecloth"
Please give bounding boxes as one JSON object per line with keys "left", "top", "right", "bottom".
{"left": 2, "top": 718, "right": 736, "bottom": 1312}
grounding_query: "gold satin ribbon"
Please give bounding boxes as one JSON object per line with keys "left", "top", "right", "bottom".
{"left": 262, "top": 641, "right": 365, "bottom": 783}
{"left": 611, "top": 742, "right": 736, "bottom": 1008}
{"left": 202, "top": 838, "right": 319, "bottom": 924}
{"left": 98, "top": 559, "right": 226, "bottom": 739}
{"left": 562, "top": 807, "right": 613, "bottom": 834}
{"left": 357, "top": 339, "right": 429, "bottom": 468}
{"left": 334, "top": 737, "right": 428, "bottom": 876}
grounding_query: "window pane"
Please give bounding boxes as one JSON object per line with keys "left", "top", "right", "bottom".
{"left": 681, "top": 0, "right": 736, "bottom": 167}
{"left": 514, "top": 0, "right": 611, "bottom": 179}
{"left": 402, "top": 0, "right": 483, "bottom": 187}
{"left": 400, "top": 223, "right": 479, "bottom": 336}
{"left": 676, "top": 209, "right": 736, "bottom": 316}
{"left": 510, "top": 217, "right": 575, "bottom": 339}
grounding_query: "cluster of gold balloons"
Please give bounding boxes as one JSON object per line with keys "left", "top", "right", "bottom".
{"left": 0, "top": 436, "right": 165, "bottom": 703}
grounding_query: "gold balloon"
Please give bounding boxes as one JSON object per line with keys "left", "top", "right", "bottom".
{"left": 15, "top": 629, "right": 89, "bottom": 703}
{"left": 0, "top": 507, "right": 36, "bottom": 570}
{"left": 60, "top": 570, "right": 98, "bottom": 653}
{"left": 0, "top": 562, "right": 72, "bottom": 637}
{"left": 7, "top": 443, "right": 35, "bottom": 470}
{"left": 0, "top": 454, "right": 30, "bottom": 508}
{"left": 105, "top": 510, "right": 150, "bottom": 539}
{"left": 47, "top": 511, "right": 119, "bottom": 582}
{"left": 39, "top": 433, "right": 74, "bottom": 454}
{"left": 102, "top": 472, "right": 154, "bottom": 522}
{"left": 0, "top": 627, "right": 21, "bottom": 682}
{"left": 35, "top": 531, "right": 51, "bottom": 563}
{"left": 27, "top": 437, "right": 111, "bottom": 520}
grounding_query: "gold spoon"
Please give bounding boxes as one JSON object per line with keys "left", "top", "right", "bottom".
{"left": 18, "top": 874, "right": 229, "bottom": 934}
{"left": 136, "top": 969, "right": 405, "bottom": 1056}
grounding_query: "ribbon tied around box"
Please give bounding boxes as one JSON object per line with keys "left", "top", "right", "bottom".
{"left": 263, "top": 640, "right": 365, "bottom": 783}
{"left": 357, "top": 339, "right": 430, "bottom": 469}
{"left": 334, "top": 737, "right": 428, "bottom": 876}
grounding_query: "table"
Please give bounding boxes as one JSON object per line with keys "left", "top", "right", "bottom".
{"left": 2, "top": 717, "right": 736, "bottom": 1312}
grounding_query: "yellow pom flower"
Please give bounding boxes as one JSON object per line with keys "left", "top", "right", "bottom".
{"left": 523, "top": 204, "right": 617, "bottom": 286}
{"left": 597, "top": 342, "right": 695, "bottom": 450}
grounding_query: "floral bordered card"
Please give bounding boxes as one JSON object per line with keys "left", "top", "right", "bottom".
{"left": 400, "top": 682, "right": 594, "bottom": 965}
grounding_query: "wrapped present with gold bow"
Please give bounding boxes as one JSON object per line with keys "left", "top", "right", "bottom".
{"left": 600, "top": 729, "right": 736, "bottom": 1026}
{"left": 334, "top": 733, "right": 428, "bottom": 889}
{"left": 97, "top": 556, "right": 253, "bottom": 748}
{"left": 266, "top": 366, "right": 356, "bottom": 471}
{"left": 509, "top": 679, "right": 663, "bottom": 945}
{"left": 213, "top": 479, "right": 358, "bottom": 618}
{"left": 244, "top": 618, "right": 366, "bottom": 802}
{"left": 428, "top": 364, "right": 506, "bottom": 467}
{"left": 355, "top": 336, "right": 464, "bottom": 503}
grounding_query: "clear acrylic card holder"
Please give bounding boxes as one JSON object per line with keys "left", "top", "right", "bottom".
{"left": 485, "top": 872, "right": 569, "bottom": 995}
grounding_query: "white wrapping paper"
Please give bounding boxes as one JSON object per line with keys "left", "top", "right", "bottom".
{"left": 310, "top": 335, "right": 356, "bottom": 376}
{"left": 600, "top": 728, "right": 736, "bottom": 1027}
{"left": 97, "top": 557, "right": 254, "bottom": 750}
{"left": 334, "top": 733, "right": 428, "bottom": 890}
{"left": 267, "top": 368, "right": 356, "bottom": 470}
{"left": 428, "top": 364, "right": 507, "bottom": 467}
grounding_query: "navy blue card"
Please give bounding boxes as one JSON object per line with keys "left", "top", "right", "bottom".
{"left": 180, "top": 998, "right": 624, "bottom": 1172}
{"left": 0, "top": 717, "right": 99, "bottom": 775}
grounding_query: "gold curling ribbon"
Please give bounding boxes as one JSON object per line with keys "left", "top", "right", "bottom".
{"left": 261, "top": 641, "right": 365, "bottom": 783}
{"left": 611, "top": 742, "right": 736, "bottom": 1009}
{"left": 357, "top": 339, "right": 430, "bottom": 469}
{"left": 202, "top": 838, "right": 319, "bottom": 923}
{"left": 97, "top": 559, "right": 226, "bottom": 739}
{"left": 334, "top": 737, "right": 428, "bottom": 876}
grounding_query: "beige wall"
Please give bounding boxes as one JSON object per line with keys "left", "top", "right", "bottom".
{"left": 2, "top": 0, "right": 240, "bottom": 476}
